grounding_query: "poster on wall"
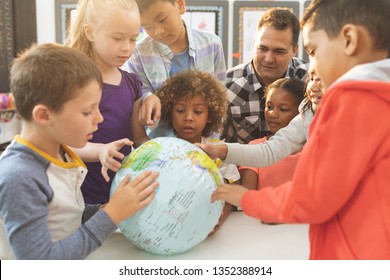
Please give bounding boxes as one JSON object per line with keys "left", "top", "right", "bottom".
{"left": 183, "top": 0, "right": 229, "bottom": 62}
{"left": 232, "top": 1, "right": 300, "bottom": 66}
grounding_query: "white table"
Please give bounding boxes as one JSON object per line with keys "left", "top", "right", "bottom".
{"left": 86, "top": 212, "right": 310, "bottom": 260}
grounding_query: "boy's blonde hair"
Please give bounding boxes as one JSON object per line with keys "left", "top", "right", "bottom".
{"left": 66, "top": 0, "right": 139, "bottom": 58}
{"left": 10, "top": 43, "right": 102, "bottom": 121}
{"left": 155, "top": 70, "right": 227, "bottom": 137}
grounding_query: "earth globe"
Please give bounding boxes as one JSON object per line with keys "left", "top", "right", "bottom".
{"left": 110, "top": 137, "right": 224, "bottom": 255}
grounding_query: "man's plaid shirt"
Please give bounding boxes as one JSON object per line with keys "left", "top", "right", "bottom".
{"left": 222, "top": 58, "right": 308, "bottom": 144}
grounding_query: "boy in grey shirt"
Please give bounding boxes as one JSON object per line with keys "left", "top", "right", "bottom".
{"left": 0, "top": 43, "right": 159, "bottom": 259}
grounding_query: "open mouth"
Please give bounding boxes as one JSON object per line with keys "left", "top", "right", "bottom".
{"left": 311, "top": 96, "right": 322, "bottom": 104}
{"left": 182, "top": 127, "right": 195, "bottom": 133}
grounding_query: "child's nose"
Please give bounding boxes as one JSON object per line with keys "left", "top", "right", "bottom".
{"left": 95, "top": 110, "right": 104, "bottom": 124}
{"left": 184, "top": 112, "right": 193, "bottom": 121}
{"left": 121, "top": 40, "right": 132, "bottom": 52}
{"left": 269, "top": 109, "right": 279, "bottom": 118}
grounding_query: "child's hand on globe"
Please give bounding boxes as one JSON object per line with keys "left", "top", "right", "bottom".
{"left": 104, "top": 171, "right": 159, "bottom": 224}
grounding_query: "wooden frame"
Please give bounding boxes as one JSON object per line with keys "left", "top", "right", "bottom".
{"left": 184, "top": 0, "right": 229, "bottom": 62}
{"left": 232, "top": 1, "right": 300, "bottom": 66}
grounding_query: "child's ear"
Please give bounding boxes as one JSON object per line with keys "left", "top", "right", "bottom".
{"left": 177, "top": 0, "right": 186, "bottom": 14}
{"left": 32, "top": 104, "right": 51, "bottom": 125}
{"left": 341, "top": 24, "right": 358, "bottom": 56}
{"left": 84, "top": 24, "right": 94, "bottom": 42}
{"left": 292, "top": 44, "right": 299, "bottom": 56}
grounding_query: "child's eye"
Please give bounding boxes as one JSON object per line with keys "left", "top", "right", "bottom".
{"left": 159, "top": 17, "right": 167, "bottom": 24}
{"left": 194, "top": 110, "right": 203, "bottom": 115}
{"left": 83, "top": 112, "right": 92, "bottom": 116}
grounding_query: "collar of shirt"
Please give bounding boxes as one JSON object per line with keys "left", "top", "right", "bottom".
{"left": 247, "top": 61, "right": 263, "bottom": 93}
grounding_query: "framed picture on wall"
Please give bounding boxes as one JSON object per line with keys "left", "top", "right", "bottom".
{"left": 55, "top": 0, "right": 77, "bottom": 44}
{"left": 232, "top": 1, "right": 300, "bottom": 66}
{"left": 184, "top": 0, "right": 229, "bottom": 62}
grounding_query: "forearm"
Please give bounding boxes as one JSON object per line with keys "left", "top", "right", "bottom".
{"left": 72, "top": 142, "right": 104, "bottom": 162}
{"left": 131, "top": 100, "right": 150, "bottom": 148}
{"left": 4, "top": 183, "right": 116, "bottom": 259}
{"left": 240, "top": 169, "right": 258, "bottom": 190}
{"left": 225, "top": 115, "right": 307, "bottom": 167}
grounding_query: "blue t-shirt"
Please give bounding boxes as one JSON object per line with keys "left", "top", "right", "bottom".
{"left": 170, "top": 48, "right": 191, "bottom": 76}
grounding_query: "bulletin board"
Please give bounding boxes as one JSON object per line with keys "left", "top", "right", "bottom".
{"left": 232, "top": 1, "right": 300, "bottom": 66}
{"left": 0, "top": 0, "right": 36, "bottom": 93}
{"left": 0, "top": 0, "right": 14, "bottom": 92}
{"left": 184, "top": 0, "right": 229, "bottom": 62}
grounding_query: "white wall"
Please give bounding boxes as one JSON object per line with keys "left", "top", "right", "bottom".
{"left": 36, "top": 0, "right": 56, "bottom": 44}
{"left": 36, "top": 0, "right": 309, "bottom": 68}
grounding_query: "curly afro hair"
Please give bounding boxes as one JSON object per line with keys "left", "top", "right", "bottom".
{"left": 155, "top": 70, "right": 227, "bottom": 137}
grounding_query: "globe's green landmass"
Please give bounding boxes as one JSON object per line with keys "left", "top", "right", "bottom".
{"left": 186, "top": 150, "right": 221, "bottom": 187}
{"left": 121, "top": 140, "right": 163, "bottom": 171}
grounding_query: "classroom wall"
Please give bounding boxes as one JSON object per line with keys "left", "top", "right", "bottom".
{"left": 35, "top": 0, "right": 309, "bottom": 68}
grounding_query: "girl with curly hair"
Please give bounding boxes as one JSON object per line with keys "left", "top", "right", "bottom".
{"left": 155, "top": 70, "right": 240, "bottom": 233}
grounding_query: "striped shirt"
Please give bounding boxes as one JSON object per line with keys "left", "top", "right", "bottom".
{"left": 125, "top": 22, "right": 227, "bottom": 97}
